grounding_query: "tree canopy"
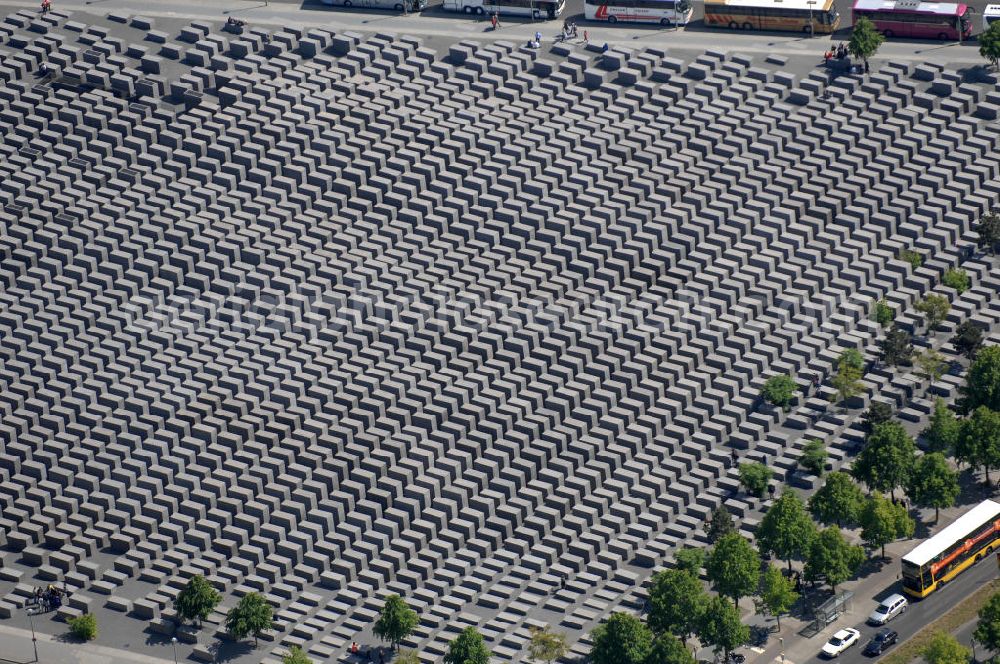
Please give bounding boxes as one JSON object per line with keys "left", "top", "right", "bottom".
{"left": 881, "top": 326, "right": 914, "bottom": 367}
{"left": 282, "top": 646, "right": 313, "bottom": 664}
{"left": 977, "top": 208, "right": 1000, "bottom": 254}
{"left": 862, "top": 402, "right": 894, "bottom": 434}
{"left": 758, "top": 564, "right": 799, "bottom": 632}
{"left": 68, "top": 613, "right": 97, "bottom": 641}
{"left": 646, "top": 634, "right": 696, "bottom": 664}
{"left": 907, "top": 452, "right": 959, "bottom": 523}
{"left": 942, "top": 268, "right": 970, "bottom": 294}
{"left": 805, "top": 526, "right": 864, "bottom": 592}
{"left": 374, "top": 594, "right": 419, "bottom": 651}
{"left": 957, "top": 406, "right": 1000, "bottom": 483}
{"left": 975, "top": 592, "right": 1000, "bottom": 653}
{"left": 174, "top": 575, "right": 221, "bottom": 625}
{"left": 696, "top": 596, "right": 749, "bottom": 659}
{"left": 922, "top": 631, "right": 971, "bottom": 664}
{"left": 852, "top": 421, "right": 916, "bottom": 498}
{"left": 809, "top": 471, "right": 865, "bottom": 528}
{"left": 674, "top": 547, "right": 706, "bottom": 575}
{"left": 859, "top": 493, "right": 914, "bottom": 559}
{"left": 528, "top": 625, "right": 568, "bottom": 664}
{"left": 953, "top": 320, "right": 985, "bottom": 359}
{"left": 444, "top": 627, "right": 492, "bottom": 664}
{"left": 738, "top": 462, "right": 772, "bottom": 498}
{"left": 225, "top": 592, "right": 273, "bottom": 647}
{"left": 589, "top": 613, "right": 653, "bottom": 664}
{"left": 761, "top": 374, "right": 797, "bottom": 411}
{"left": 706, "top": 533, "right": 761, "bottom": 607}
{"left": 706, "top": 505, "right": 736, "bottom": 544}
{"left": 756, "top": 491, "right": 816, "bottom": 571}
{"left": 915, "top": 349, "right": 949, "bottom": 384}
{"left": 848, "top": 17, "right": 884, "bottom": 66}
{"left": 923, "top": 398, "right": 960, "bottom": 454}
{"left": 799, "top": 439, "right": 827, "bottom": 477}
{"left": 648, "top": 569, "right": 707, "bottom": 642}
{"left": 915, "top": 295, "right": 951, "bottom": 333}
{"left": 963, "top": 346, "right": 1000, "bottom": 413}
{"left": 873, "top": 298, "right": 895, "bottom": 328}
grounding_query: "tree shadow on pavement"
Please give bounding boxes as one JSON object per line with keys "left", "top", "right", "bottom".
{"left": 216, "top": 640, "right": 255, "bottom": 663}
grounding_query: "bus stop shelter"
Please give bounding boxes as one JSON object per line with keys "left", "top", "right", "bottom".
{"left": 803, "top": 591, "right": 854, "bottom": 637}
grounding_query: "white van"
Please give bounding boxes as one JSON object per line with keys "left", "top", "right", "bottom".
{"left": 984, "top": 4, "right": 1000, "bottom": 31}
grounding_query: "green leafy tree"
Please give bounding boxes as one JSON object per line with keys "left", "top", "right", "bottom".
{"left": 738, "top": 462, "right": 772, "bottom": 499}
{"left": 374, "top": 594, "right": 419, "bottom": 651}
{"left": 225, "top": 592, "right": 274, "bottom": 647}
{"left": 829, "top": 364, "right": 864, "bottom": 408}
{"left": 758, "top": 564, "right": 799, "bottom": 632}
{"left": 282, "top": 646, "right": 313, "bottom": 664}
{"left": 809, "top": 472, "right": 865, "bottom": 527}
{"left": 68, "top": 613, "right": 97, "bottom": 641}
{"left": 963, "top": 346, "right": 1000, "bottom": 413}
{"left": 674, "top": 547, "right": 705, "bottom": 575}
{"left": 953, "top": 320, "right": 985, "bottom": 359}
{"left": 590, "top": 613, "right": 653, "bottom": 664}
{"left": 908, "top": 452, "right": 960, "bottom": 523}
{"left": 838, "top": 349, "right": 864, "bottom": 372}
{"left": 646, "top": 633, "right": 696, "bottom": 664}
{"left": 804, "top": 526, "right": 865, "bottom": 593}
{"left": 881, "top": 326, "right": 914, "bottom": 367}
{"left": 445, "top": 627, "right": 491, "bottom": 664}
{"left": 982, "top": 22, "right": 1000, "bottom": 69}
{"left": 859, "top": 493, "right": 914, "bottom": 560}
{"left": 975, "top": 592, "right": 1000, "bottom": 653}
{"left": 915, "top": 349, "right": 949, "bottom": 384}
{"left": 923, "top": 398, "right": 960, "bottom": 454}
{"left": 756, "top": 491, "right": 816, "bottom": 572}
{"left": 851, "top": 421, "right": 916, "bottom": 499}
{"left": 957, "top": 406, "right": 1000, "bottom": 482}
{"left": 923, "top": 631, "right": 971, "bottom": 664}
{"left": 899, "top": 248, "right": 923, "bottom": 269}
{"left": 706, "top": 533, "right": 761, "bottom": 608}
{"left": 174, "top": 575, "right": 222, "bottom": 626}
{"left": 942, "top": 268, "right": 970, "bottom": 294}
{"left": 528, "top": 625, "right": 568, "bottom": 664}
{"left": 761, "top": 374, "right": 797, "bottom": 411}
{"left": 873, "top": 298, "right": 895, "bottom": 329}
{"left": 396, "top": 651, "right": 421, "bottom": 664}
{"left": 862, "top": 402, "right": 894, "bottom": 434}
{"left": 696, "top": 596, "right": 750, "bottom": 660}
{"left": 977, "top": 208, "right": 1000, "bottom": 255}
{"left": 707, "top": 505, "right": 736, "bottom": 543}
{"left": 648, "top": 569, "right": 708, "bottom": 642}
{"left": 799, "top": 439, "right": 827, "bottom": 477}
{"left": 915, "top": 295, "right": 951, "bottom": 333}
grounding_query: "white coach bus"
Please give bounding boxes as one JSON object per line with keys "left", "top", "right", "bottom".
{"left": 443, "top": 0, "right": 566, "bottom": 18}
{"left": 321, "top": 0, "right": 428, "bottom": 11}
{"left": 584, "top": 0, "right": 692, "bottom": 24}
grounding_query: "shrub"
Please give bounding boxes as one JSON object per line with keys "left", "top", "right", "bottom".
{"left": 899, "top": 249, "right": 923, "bottom": 269}
{"left": 942, "top": 268, "right": 970, "bottom": 294}
{"left": 68, "top": 613, "right": 97, "bottom": 641}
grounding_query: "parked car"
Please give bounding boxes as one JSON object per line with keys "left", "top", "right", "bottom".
{"left": 864, "top": 628, "right": 899, "bottom": 656}
{"left": 822, "top": 628, "right": 861, "bottom": 658}
{"left": 867, "top": 594, "right": 908, "bottom": 625}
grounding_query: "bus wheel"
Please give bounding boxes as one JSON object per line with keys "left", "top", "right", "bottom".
{"left": 660, "top": 17, "right": 671, "bottom": 25}
{"left": 344, "top": 0, "right": 352, "bottom": 5}
{"left": 728, "top": 20, "right": 738, "bottom": 28}
{"left": 394, "top": 3, "right": 403, "bottom": 8}
{"left": 608, "top": 14, "right": 618, "bottom": 22}
{"left": 533, "top": 9, "right": 540, "bottom": 18}
{"left": 742, "top": 21, "right": 753, "bottom": 29}
{"left": 938, "top": 32, "right": 949, "bottom": 39}
{"left": 882, "top": 29, "right": 893, "bottom": 37}
{"left": 476, "top": 5, "right": 484, "bottom": 12}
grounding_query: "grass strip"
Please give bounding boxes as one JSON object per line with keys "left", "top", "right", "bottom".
{"left": 879, "top": 579, "right": 1000, "bottom": 664}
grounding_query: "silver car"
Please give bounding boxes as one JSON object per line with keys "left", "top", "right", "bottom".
{"left": 867, "top": 593, "right": 908, "bottom": 625}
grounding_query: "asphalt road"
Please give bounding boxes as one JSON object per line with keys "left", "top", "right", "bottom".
{"left": 801, "top": 557, "right": 998, "bottom": 664}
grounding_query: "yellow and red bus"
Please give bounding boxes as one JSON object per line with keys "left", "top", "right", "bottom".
{"left": 704, "top": 0, "right": 841, "bottom": 32}
{"left": 902, "top": 499, "right": 1000, "bottom": 598}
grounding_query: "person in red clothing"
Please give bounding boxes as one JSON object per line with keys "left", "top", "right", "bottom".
{"left": 351, "top": 642, "right": 360, "bottom": 654}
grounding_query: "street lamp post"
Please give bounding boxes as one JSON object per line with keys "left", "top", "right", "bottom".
{"left": 807, "top": 0, "right": 817, "bottom": 37}
{"left": 26, "top": 609, "right": 39, "bottom": 663}
{"left": 171, "top": 637, "right": 179, "bottom": 664}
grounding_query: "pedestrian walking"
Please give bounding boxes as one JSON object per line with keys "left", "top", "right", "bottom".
{"left": 583, "top": 29, "right": 589, "bottom": 43}
{"left": 491, "top": 11, "right": 499, "bottom": 29}
{"left": 40, "top": 0, "right": 51, "bottom": 13}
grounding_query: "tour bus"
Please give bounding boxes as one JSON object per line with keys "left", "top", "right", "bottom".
{"left": 901, "top": 499, "right": 1000, "bottom": 598}
{"left": 443, "top": 0, "right": 566, "bottom": 17}
{"left": 584, "top": 0, "right": 693, "bottom": 25}
{"left": 852, "top": 0, "right": 973, "bottom": 39}
{"left": 985, "top": 4, "right": 1000, "bottom": 30}
{"left": 321, "top": 0, "right": 428, "bottom": 11}
{"left": 704, "top": 0, "right": 841, "bottom": 32}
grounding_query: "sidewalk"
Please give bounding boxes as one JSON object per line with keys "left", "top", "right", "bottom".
{"left": 0, "top": 624, "right": 178, "bottom": 664}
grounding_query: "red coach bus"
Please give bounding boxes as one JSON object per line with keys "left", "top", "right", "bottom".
{"left": 852, "top": 0, "right": 973, "bottom": 40}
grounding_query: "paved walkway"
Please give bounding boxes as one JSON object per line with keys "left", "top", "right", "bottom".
{"left": 0, "top": 624, "right": 179, "bottom": 664}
